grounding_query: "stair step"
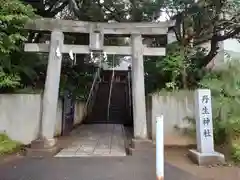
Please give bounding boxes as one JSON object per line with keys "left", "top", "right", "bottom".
{"left": 26, "top": 147, "right": 61, "bottom": 158}
{"left": 86, "top": 73, "right": 130, "bottom": 124}
{"left": 110, "top": 106, "right": 125, "bottom": 108}
{"left": 131, "top": 139, "right": 155, "bottom": 149}
{"left": 110, "top": 107, "right": 125, "bottom": 110}
{"left": 126, "top": 139, "right": 156, "bottom": 156}
{"left": 128, "top": 147, "right": 156, "bottom": 157}
{"left": 109, "top": 111, "right": 125, "bottom": 113}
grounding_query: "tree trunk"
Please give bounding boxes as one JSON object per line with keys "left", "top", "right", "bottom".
{"left": 181, "top": 66, "right": 188, "bottom": 89}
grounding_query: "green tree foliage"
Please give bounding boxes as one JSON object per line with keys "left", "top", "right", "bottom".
{"left": 22, "top": 0, "right": 68, "bottom": 18}
{"left": 0, "top": 0, "right": 36, "bottom": 91}
{"left": 28, "top": 0, "right": 167, "bottom": 99}
{"left": 0, "top": 0, "right": 35, "bottom": 54}
{"left": 164, "top": 0, "right": 240, "bottom": 66}
{"left": 0, "top": 70, "right": 20, "bottom": 90}
{"left": 200, "top": 61, "right": 240, "bottom": 161}
{"left": 5, "top": 0, "right": 238, "bottom": 97}
{"left": 145, "top": 0, "right": 239, "bottom": 93}
{"left": 68, "top": 0, "right": 164, "bottom": 22}
{"left": 59, "top": 61, "right": 96, "bottom": 100}
{"left": 145, "top": 42, "right": 207, "bottom": 93}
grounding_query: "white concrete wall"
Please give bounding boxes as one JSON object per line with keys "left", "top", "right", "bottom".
{"left": 74, "top": 101, "right": 86, "bottom": 125}
{"left": 0, "top": 94, "right": 42, "bottom": 145}
{"left": 147, "top": 91, "right": 196, "bottom": 146}
{"left": 0, "top": 94, "right": 86, "bottom": 145}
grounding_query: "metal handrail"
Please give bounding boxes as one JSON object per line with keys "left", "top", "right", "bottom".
{"left": 127, "top": 69, "right": 132, "bottom": 118}
{"left": 107, "top": 69, "right": 115, "bottom": 122}
{"left": 107, "top": 56, "right": 115, "bottom": 122}
{"left": 84, "top": 67, "right": 101, "bottom": 115}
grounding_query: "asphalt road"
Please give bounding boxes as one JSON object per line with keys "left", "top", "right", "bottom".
{"left": 0, "top": 156, "right": 201, "bottom": 180}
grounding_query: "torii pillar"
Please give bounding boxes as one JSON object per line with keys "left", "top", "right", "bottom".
{"left": 28, "top": 31, "right": 64, "bottom": 156}
{"left": 131, "top": 34, "right": 148, "bottom": 139}
{"left": 41, "top": 31, "right": 64, "bottom": 143}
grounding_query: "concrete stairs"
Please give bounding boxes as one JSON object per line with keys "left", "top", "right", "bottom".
{"left": 128, "top": 139, "right": 156, "bottom": 157}
{"left": 85, "top": 77, "right": 130, "bottom": 125}
{"left": 108, "top": 82, "right": 129, "bottom": 125}
{"left": 123, "top": 127, "right": 156, "bottom": 157}
{"left": 84, "top": 82, "right": 110, "bottom": 123}
{"left": 26, "top": 139, "right": 61, "bottom": 158}
{"left": 125, "top": 132, "right": 156, "bottom": 156}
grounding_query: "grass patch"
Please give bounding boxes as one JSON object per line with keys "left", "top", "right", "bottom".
{"left": 0, "top": 134, "right": 21, "bottom": 155}
{"left": 231, "top": 143, "right": 240, "bottom": 163}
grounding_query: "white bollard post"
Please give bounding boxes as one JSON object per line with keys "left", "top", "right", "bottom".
{"left": 156, "top": 115, "right": 164, "bottom": 180}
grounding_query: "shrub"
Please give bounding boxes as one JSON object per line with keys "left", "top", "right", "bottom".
{"left": 0, "top": 70, "right": 21, "bottom": 90}
{"left": 0, "top": 133, "right": 21, "bottom": 155}
{"left": 231, "top": 144, "right": 240, "bottom": 163}
{"left": 199, "top": 60, "right": 240, "bottom": 162}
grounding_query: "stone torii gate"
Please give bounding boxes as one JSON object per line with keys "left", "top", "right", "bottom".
{"left": 24, "top": 18, "right": 172, "bottom": 149}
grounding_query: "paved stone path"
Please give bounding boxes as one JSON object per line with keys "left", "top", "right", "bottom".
{"left": 0, "top": 156, "right": 202, "bottom": 180}
{"left": 55, "top": 124, "right": 126, "bottom": 157}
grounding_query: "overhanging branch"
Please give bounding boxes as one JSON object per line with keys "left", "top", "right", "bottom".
{"left": 217, "top": 27, "right": 240, "bottom": 41}
{"left": 96, "top": 0, "right": 121, "bottom": 22}
{"left": 49, "top": 0, "right": 69, "bottom": 16}
{"left": 201, "top": 35, "right": 219, "bottom": 67}
{"left": 69, "top": 0, "right": 83, "bottom": 18}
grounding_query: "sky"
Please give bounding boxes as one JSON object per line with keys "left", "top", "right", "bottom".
{"left": 224, "top": 39, "right": 240, "bottom": 53}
